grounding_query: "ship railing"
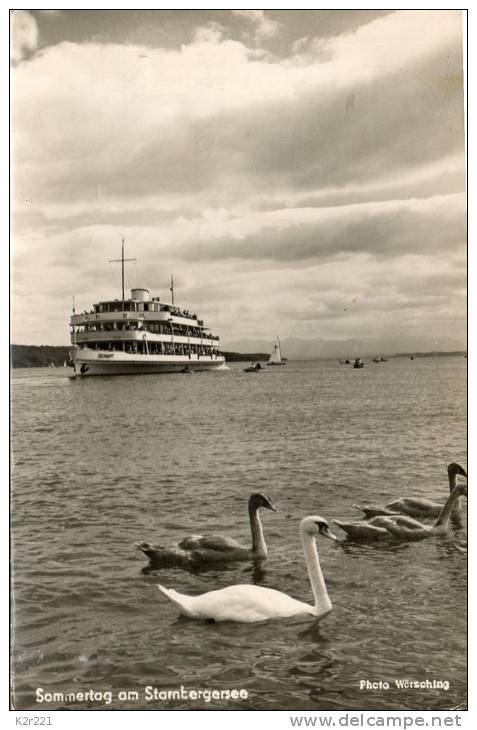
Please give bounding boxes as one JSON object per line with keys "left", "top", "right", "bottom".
{"left": 71, "top": 310, "right": 201, "bottom": 326}
{"left": 76, "top": 341, "right": 223, "bottom": 357}
{"left": 73, "top": 330, "right": 218, "bottom": 345}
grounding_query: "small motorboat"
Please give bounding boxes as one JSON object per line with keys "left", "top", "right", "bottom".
{"left": 353, "top": 358, "right": 364, "bottom": 369}
{"left": 244, "top": 362, "right": 262, "bottom": 373}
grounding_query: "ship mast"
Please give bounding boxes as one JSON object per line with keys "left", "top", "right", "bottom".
{"left": 71, "top": 295, "right": 77, "bottom": 374}
{"left": 109, "top": 239, "right": 136, "bottom": 311}
{"left": 72, "top": 296, "right": 76, "bottom": 347}
{"left": 170, "top": 274, "right": 174, "bottom": 306}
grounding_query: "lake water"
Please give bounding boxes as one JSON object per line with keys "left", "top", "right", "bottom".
{"left": 10, "top": 357, "right": 467, "bottom": 711}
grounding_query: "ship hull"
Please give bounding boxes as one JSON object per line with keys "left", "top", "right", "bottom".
{"left": 70, "top": 348, "right": 225, "bottom": 376}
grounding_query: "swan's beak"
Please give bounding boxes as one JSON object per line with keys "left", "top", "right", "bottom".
{"left": 267, "top": 503, "right": 277, "bottom": 512}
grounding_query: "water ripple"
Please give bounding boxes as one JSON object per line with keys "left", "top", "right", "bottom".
{"left": 11, "top": 359, "right": 467, "bottom": 710}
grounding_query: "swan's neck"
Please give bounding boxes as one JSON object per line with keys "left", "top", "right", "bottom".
{"left": 450, "top": 495, "right": 464, "bottom": 526}
{"left": 448, "top": 470, "right": 458, "bottom": 492}
{"left": 302, "top": 533, "right": 332, "bottom": 617}
{"left": 249, "top": 507, "right": 267, "bottom": 557}
{"left": 448, "top": 472, "right": 463, "bottom": 519}
{"left": 434, "top": 488, "right": 462, "bottom": 529}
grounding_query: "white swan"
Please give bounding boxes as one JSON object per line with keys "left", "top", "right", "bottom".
{"left": 157, "top": 515, "right": 337, "bottom": 622}
{"left": 335, "top": 484, "right": 467, "bottom": 541}
{"left": 353, "top": 463, "right": 467, "bottom": 519}
{"left": 135, "top": 492, "right": 276, "bottom": 568}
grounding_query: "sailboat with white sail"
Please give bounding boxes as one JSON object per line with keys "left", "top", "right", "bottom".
{"left": 267, "top": 337, "right": 287, "bottom": 366}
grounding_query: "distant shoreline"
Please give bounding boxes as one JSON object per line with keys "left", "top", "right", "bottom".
{"left": 10, "top": 344, "right": 466, "bottom": 369}
{"left": 9, "top": 344, "right": 269, "bottom": 368}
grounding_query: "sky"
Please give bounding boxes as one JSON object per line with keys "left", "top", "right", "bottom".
{"left": 10, "top": 9, "right": 466, "bottom": 352}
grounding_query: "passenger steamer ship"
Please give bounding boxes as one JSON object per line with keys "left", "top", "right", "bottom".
{"left": 69, "top": 242, "right": 225, "bottom": 376}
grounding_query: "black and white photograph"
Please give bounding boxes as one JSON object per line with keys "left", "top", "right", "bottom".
{"left": 10, "top": 8, "right": 467, "bottom": 716}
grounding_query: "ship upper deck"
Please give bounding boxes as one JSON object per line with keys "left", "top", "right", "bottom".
{"left": 71, "top": 295, "right": 207, "bottom": 329}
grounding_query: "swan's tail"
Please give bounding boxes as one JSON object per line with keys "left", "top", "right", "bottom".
{"left": 352, "top": 504, "right": 397, "bottom": 518}
{"left": 333, "top": 519, "right": 352, "bottom": 532}
{"left": 333, "top": 520, "right": 357, "bottom": 537}
{"left": 135, "top": 542, "right": 191, "bottom": 568}
{"left": 157, "top": 583, "right": 175, "bottom": 600}
{"left": 135, "top": 542, "right": 168, "bottom": 560}
{"left": 136, "top": 541, "right": 150, "bottom": 549}
{"left": 157, "top": 584, "right": 193, "bottom": 617}
{"left": 136, "top": 541, "right": 156, "bottom": 553}
{"left": 333, "top": 519, "right": 387, "bottom": 539}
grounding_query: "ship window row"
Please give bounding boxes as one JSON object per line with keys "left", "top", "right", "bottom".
{"left": 80, "top": 342, "right": 220, "bottom": 356}
{"left": 75, "top": 322, "right": 218, "bottom": 339}
{"left": 90, "top": 301, "right": 202, "bottom": 323}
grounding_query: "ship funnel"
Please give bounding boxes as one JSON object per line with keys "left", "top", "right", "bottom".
{"left": 131, "top": 288, "right": 150, "bottom": 302}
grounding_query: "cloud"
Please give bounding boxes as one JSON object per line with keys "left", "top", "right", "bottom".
{"left": 191, "top": 22, "right": 226, "bottom": 46}
{"left": 10, "top": 10, "right": 38, "bottom": 63}
{"left": 231, "top": 10, "right": 281, "bottom": 40}
{"left": 173, "top": 193, "right": 465, "bottom": 264}
{"left": 12, "top": 10, "right": 463, "bottom": 212}
{"left": 10, "top": 10, "right": 466, "bottom": 348}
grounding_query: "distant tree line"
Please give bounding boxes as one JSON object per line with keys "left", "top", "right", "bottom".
{"left": 10, "top": 344, "right": 270, "bottom": 368}
{"left": 11, "top": 345, "right": 71, "bottom": 368}
{"left": 11, "top": 344, "right": 464, "bottom": 368}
